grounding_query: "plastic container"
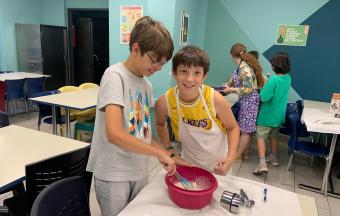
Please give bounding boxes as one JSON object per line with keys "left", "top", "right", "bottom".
{"left": 165, "top": 165, "right": 218, "bottom": 209}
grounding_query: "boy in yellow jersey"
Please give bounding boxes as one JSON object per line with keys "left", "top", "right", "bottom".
{"left": 155, "top": 45, "right": 240, "bottom": 175}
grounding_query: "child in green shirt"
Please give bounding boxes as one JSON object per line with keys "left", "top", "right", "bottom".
{"left": 253, "top": 52, "right": 291, "bottom": 175}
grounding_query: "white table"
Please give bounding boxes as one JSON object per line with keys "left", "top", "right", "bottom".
{"left": 301, "top": 100, "right": 340, "bottom": 198}
{"left": 118, "top": 174, "right": 317, "bottom": 216}
{"left": 0, "top": 125, "right": 89, "bottom": 191}
{"left": 0, "top": 72, "right": 50, "bottom": 81}
{"left": 29, "top": 87, "right": 98, "bottom": 138}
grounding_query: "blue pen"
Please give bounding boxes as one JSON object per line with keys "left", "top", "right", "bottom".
{"left": 264, "top": 188, "right": 267, "bottom": 202}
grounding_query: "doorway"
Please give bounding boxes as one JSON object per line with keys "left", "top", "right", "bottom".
{"left": 68, "top": 9, "right": 109, "bottom": 86}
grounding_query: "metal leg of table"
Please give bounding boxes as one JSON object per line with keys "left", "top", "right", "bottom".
{"left": 52, "top": 105, "right": 57, "bottom": 135}
{"left": 299, "top": 134, "right": 339, "bottom": 199}
{"left": 65, "top": 108, "right": 70, "bottom": 138}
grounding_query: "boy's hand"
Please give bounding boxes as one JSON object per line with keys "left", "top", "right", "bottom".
{"left": 213, "top": 159, "right": 230, "bottom": 176}
{"left": 158, "top": 150, "right": 176, "bottom": 175}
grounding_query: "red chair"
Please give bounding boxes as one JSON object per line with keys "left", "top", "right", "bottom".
{"left": 0, "top": 81, "right": 5, "bottom": 112}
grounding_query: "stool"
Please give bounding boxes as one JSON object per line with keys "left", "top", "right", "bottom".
{"left": 74, "top": 121, "right": 95, "bottom": 142}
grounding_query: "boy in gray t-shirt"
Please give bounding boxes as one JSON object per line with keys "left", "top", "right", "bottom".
{"left": 86, "top": 16, "right": 176, "bottom": 216}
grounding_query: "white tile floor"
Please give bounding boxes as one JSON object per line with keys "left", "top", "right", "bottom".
{"left": 2, "top": 111, "right": 340, "bottom": 216}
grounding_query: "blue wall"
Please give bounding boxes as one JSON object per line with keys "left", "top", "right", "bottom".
{"left": 203, "top": 0, "right": 329, "bottom": 101}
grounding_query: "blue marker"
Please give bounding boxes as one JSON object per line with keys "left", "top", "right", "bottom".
{"left": 264, "top": 188, "right": 267, "bottom": 202}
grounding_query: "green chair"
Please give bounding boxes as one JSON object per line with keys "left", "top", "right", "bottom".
{"left": 73, "top": 120, "right": 95, "bottom": 142}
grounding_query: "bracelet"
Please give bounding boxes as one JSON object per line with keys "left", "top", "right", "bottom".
{"left": 170, "top": 153, "right": 176, "bottom": 158}
{"left": 165, "top": 146, "right": 174, "bottom": 151}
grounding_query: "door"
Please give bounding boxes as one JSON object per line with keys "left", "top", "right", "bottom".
{"left": 74, "top": 18, "right": 93, "bottom": 86}
{"left": 40, "top": 25, "right": 68, "bottom": 90}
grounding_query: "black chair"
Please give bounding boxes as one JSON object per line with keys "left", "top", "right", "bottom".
{"left": 0, "top": 111, "right": 9, "bottom": 127}
{"left": 3, "top": 147, "right": 92, "bottom": 216}
{"left": 26, "top": 77, "right": 45, "bottom": 119}
{"left": 30, "top": 176, "right": 91, "bottom": 216}
{"left": 281, "top": 111, "right": 329, "bottom": 184}
{"left": 33, "top": 90, "right": 74, "bottom": 135}
{"left": 5, "top": 79, "right": 28, "bottom": 115}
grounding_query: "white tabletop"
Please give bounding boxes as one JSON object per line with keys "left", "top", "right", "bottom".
{"left": 29, "top": 87, "right": 98, "bottom": 110}
{"left": 0, "top": 72, "right": 50, "bottom": 81}
{"left": 118, "top": 174, "right": 317, "bottom": 216}
{"left": 0, "top": 125, "right": 89, "bottom": 189}
{"left": 302, "top": 100, "right": 340, "bottom": 135}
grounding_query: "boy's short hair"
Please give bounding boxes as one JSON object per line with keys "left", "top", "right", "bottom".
{"left": 172, "top": 45, "right": 210, "bottom": 75}
{"left": 248, "top": 50, "right": 259, "bottom": 60}
{"left": 129, "top": 16, "right": 174, "bottom": 62}
{"left": 270, "top": 52, "right": 291, "bottom": 74}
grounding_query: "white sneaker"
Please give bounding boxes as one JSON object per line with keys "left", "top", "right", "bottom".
{"left": 252, "top": 163, "right": 268, "bottom": 175}
{"left": 266, "top": 154, "right": 279, "bottom": 166}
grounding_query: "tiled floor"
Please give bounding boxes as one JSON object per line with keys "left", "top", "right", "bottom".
{"left": 2, "top": 111, "right": 340, "bottom": 216}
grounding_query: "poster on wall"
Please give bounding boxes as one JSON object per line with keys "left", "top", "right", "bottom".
{"left": 120, "top": 5, "right": 143, "bottom": 44}
{"left": 275, "top": 24, "right": 309, "bottom": 46}
{"left": 180, "top": 12, "right": 189, "bottom": 45}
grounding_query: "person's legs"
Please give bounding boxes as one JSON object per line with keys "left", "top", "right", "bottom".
{"left": 253, "top": 126, "right": 269, "bottom": 175}
{"left": 266, "top": 127, "right": 280, "bottom": 166}
{"left": 129, "top": 176, "right": 148, "bottom": 202}
{"left": 236, "top": 133, "right": 251, "bottom": 159}
{"left": 95, "top": 177, "right": 130, "bottom": 216}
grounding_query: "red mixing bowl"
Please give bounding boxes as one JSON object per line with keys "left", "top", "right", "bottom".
{"left": 165, "top": 165, "right": 218, "bottom": 209}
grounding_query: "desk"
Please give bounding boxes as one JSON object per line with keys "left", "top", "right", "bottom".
{"left": 29, "top": 87, "right": 98, "bottom": 138}
{"left": 301, "top": 100, "right": 340, "bottom": 198}
{"left": 0, "top": 72, "right": 50, "bottom": 81}
{"left": 0, "top": 125, "right": 89, "bottom": 191}
{"left": 118, "top": 174, "right": 317, "bottom": 216}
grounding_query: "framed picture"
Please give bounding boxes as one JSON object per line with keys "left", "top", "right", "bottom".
{"left": 120, "top": 6, "right": 143, "bottom": 44}
{"left": 180, "top": 12, "right": 189, "bottom": 45}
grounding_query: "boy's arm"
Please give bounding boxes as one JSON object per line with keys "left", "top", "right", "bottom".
{"left": 213, "top": 91, "right": 240, "bottom": 175}
{"left": 154, "top": 95, "right": 172, "bottom": 149}
{"left": 155, "top": 95, "right": 193, "bottom": 167}
{"left": 260, "top": 78, "right": 275, "bottom": 102}
{"left": 105, "top": 104, "right": 176, "bottom": 175}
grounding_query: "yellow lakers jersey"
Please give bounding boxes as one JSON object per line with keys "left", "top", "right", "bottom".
{"left": 165, "top": 85, "right": 226, "bottom": 141}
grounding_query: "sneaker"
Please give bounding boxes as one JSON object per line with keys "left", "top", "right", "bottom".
{"left": 252, "top": 163, "right": 268, "bottom": 175}
{"left": 266, "top": 154, "right": 279, "bottom": 166}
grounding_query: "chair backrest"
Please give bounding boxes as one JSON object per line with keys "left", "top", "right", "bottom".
{"left": 26, "top": 77, "right": 45, "bottom": 97}
{"left": 25, "top": 146, "right": 91, "bottom": 203}
{"left": 0, "top": 81, "right": 5, "bottom": 111}
{"left": 79, "top": 82, "right": 98, "bottom": 89}
{"left": 5, "top": 78, "right": 26, "bottom": 101}
{"left": 58, "top": 85, "right": 79, "bottom": 93}
{"left": 0, "top": 111, "right": 9, "bottom": 127}
{"left": 30, "top": 176, "right": 90, "bottom": 216}
{"left": 282, "top": 100, "right": 308, "bottom": 135}
{"left": 287, "top": 110, "right": 300, "bottom": 151}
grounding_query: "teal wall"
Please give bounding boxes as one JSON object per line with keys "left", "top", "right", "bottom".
{"left": 203, "top": 0, "right": 257, "bottom": 87}
{"left": 0, "top": 0, "right": 332, "bottom": 102}
{"left": 0, "top": 0, "right": 43, "bottom": 71}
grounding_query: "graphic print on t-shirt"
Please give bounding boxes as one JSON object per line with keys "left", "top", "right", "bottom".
{"left": 128, "top": 89, "right": 151, "bottom": 141}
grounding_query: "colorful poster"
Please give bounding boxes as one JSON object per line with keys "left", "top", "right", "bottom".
{"left": 180, "top": 12, "right": 189, "bottom": 45}
{"left": 120, "top": 6, "right": 143, "bottom": 44}
{"left": 275, "top": 25, "right": 309, "bottom": 46}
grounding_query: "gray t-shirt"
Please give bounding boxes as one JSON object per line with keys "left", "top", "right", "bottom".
{"left": 86, "top": 63, "right": 154, "bottom": 182}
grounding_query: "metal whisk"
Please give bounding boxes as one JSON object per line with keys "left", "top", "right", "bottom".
{"left": 174, "top": 172, "right": 194, "bottom": 190}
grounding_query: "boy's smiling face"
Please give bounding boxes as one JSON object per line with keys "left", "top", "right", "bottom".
{"left": 173, "top": 64, "right": 206, "bottom": 101}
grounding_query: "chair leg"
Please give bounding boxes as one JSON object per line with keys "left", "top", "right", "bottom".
{"left": 27, "top": 100, "right": 30, "bottom": 120}
{"left": 282, "top": 153, "right": 294, "bottom": 184}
